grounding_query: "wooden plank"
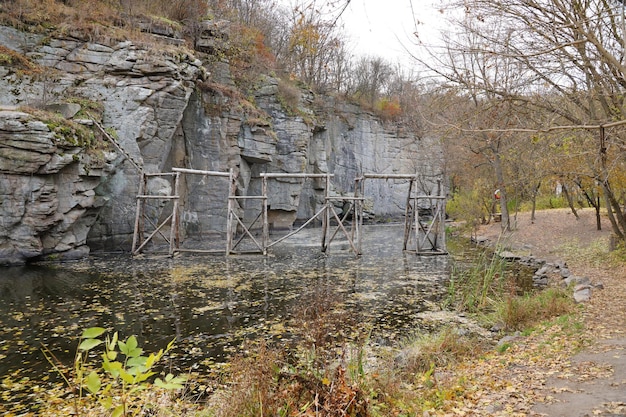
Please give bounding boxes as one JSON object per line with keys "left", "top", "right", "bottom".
{"left": 226, "top": 171, "right": 234, "bottom": 255}
{"left": 136, "top": 195, "right": 180, "bottom": 200}
{"left": 231, "top": 211, "right": 263, "bottom": 251}
{"left": 261, "top": 173, "right": 334, "bottom": 179}
{"left": 266, "top": 205, "right": 327, "bottom": 249}
{"left": 144, "top": 172, "right": 177, "bottom": 177}
{"left": 175, "top": 248, "right": 225, "bottom": 254}
{"left": 328, "top": 204, "right": 359, "bottom": 255}
{"left": 326, "top": 196, "right": 364, "bottom": 201}
{"left": 363, "top": 173, "right": 417, "bottom": 180}
{"left": 403, "top": 179, "right": 414, "bottom": 251}
{"left": 262, "top": 176, "right": 268, "bottom": 254}
{"left": 230, "top": 210, "right": 264, "bottom": 252}
{"left": 134, "top": 213, "right": 173, "bottom": 254}
{"left": 172, "top": 167, "right": 231, "bottom": 176}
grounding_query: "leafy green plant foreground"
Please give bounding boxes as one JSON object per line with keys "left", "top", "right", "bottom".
{"left": 42, "top": 327, "right": 186, "bottom": 417}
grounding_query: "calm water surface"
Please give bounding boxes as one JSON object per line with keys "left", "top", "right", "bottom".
{"left": 0, "top": 224, "right": 451, "bottom": 410}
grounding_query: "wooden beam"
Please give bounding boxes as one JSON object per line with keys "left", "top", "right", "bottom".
{"left": 172, "top": 167, "right": 231, "bottom": 176}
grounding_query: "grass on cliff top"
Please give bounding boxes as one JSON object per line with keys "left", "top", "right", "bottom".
{"left": 19, "top": 107, "right": 113, "bottom": 161}
{"left": 0, "top": 0, "right": 203, "bottom": 45}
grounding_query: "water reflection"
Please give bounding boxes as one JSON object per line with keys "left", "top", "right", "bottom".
{"left": 0, "top": 224, "right": 450, "bottom": 410}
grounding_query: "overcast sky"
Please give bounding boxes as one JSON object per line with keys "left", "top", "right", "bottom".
{"left": 338, "top": 0, "right": 445, "bottom": 66}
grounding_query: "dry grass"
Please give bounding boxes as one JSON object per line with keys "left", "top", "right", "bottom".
{"left": 0, "top": 0, "right": 206, "bottom": 44}
{"left": 394, "top": 327, "right": 489, "bottom": 376}
{"left": 496, "top": 287, "right": 579, "bottom": 331}
{"left": 0, "top": 45, "right": 41, "bottom": 74}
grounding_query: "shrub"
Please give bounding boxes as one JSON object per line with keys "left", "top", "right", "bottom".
{"left": 375, "top": 97, "right": 402, "bottom": 121}
{"left": 494, "top": 287, "right": 577, "bottom": 331}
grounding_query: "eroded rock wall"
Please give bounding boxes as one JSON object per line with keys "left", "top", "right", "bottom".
{"left": 0, "top": 110, "right": 115, "bottom": 264}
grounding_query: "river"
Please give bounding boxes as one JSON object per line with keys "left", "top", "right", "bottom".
{"left": 0, "top": 224, "right": 451, "bottom": 412}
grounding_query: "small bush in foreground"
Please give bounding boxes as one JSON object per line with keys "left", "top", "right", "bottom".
{"left": 42, "top": 327, "right": 186, "bottom": 417}
{"left": 205, "top": 342, "right": 368, "bottom": 417}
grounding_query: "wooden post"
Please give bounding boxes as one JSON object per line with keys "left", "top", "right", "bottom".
{"left": 413, "top": 183, "right": 420, "bottom": 252}
{"left": 169, "top": 171, "right": 180, "bottom": 256}
{"left": 357, "top": 176, "right": 365, "bottom": 255}
{"left": 226, "top": 169, "right": 235, "bottom": 255}
{"left": 352, "top": 177, "right": 361, "bottom": 256}
{"left": 262, "top": 176, "right": 269, "bottom": 255}
{"left": 403, "top": 178, "right": 414, "bottom": 251}
{"left": 438, "top": 180, "right": 446, "bottom": 253}
{"left": 131, "top": 172, "right": 146, "bottom": 255}
{"left": 321, "top": 174, "right": 331, "bottom": 253}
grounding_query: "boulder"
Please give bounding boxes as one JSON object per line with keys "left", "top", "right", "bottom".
{"left": 573, "top": 284, "right": 592, "bottom": 303}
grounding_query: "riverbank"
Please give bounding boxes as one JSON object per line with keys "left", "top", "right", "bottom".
{"left": 464, "top": 208, "right": 626, "bottom": 416}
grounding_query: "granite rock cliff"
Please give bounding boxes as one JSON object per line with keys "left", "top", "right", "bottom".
{"left": 0, "top": 23, "right": 443, "bottom": 265}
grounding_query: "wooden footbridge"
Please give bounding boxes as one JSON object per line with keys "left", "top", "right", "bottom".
{"left": 131, "top": 168, "right": 446, "bottom": 257}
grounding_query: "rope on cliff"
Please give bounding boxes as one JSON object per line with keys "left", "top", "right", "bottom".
{"left": 88, "top": 114, "right": 144, "bottom": 173}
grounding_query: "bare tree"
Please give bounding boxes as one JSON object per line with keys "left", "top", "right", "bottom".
{"left": 276, "top": 0, "right": 348, "bottom": 90}
{"left": 419, "top": 0, "right": 626, "bottom": 238}
{"left": 418, "top": 17, "right": 538, "bottom": 231}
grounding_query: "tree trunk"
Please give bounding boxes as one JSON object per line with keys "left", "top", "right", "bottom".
{"left": 596, "top": 196, "right": 602, "bottom": 231}
{"left": 603, "top": 180, "right": 626, "bottom": 240}
{"left": 493, "top": 151, "right": 510, "bottom": 231}
{"left": 530, "top": 181, "right": 541, "bottom": 223}
{"left": 561, "top": 182, "right": 579, "bottom": 220}
{"left": 573, "top": 179, "right": 601, "bottom": 230}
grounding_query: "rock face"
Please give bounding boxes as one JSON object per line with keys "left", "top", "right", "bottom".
{"left": 0, "top": 110, "right": 115, "bottom": 264}
{"left": 0, "top": 23, "right": 444, "bottom": 264}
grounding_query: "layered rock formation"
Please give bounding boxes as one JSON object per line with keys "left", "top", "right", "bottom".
{"left": 0, "top": 23, "right": 443, "bottom": 265}
{"left": 0, "top": 109, "right": 115, "bottom": 264}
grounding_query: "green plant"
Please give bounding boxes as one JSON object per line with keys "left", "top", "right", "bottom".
{"left": 42, "top": 327, "right": 186, "bottom": 417}
{"left": 66, "top": 97, "right": 105, "bottom": 119}
{"left": 105, "top": 126, "right": 119, "bottom": 140}
{"left": 558, "top": 237, "right": 609, "bottom": 268}
{"left": 497, "top": 343, "right": 511, "bottom": 353}
{"left": 446, "top": 186, "right": 492, "bottom": 236}
{"left": 518, "top": 195, "right": 568, "bottom": 211}
{"left": 447, "top": 246, "right": 508, "bottom": 313}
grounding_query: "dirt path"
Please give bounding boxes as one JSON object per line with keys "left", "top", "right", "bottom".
{"left": 475, "top": 208, "right": 626, "bottom": 416}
